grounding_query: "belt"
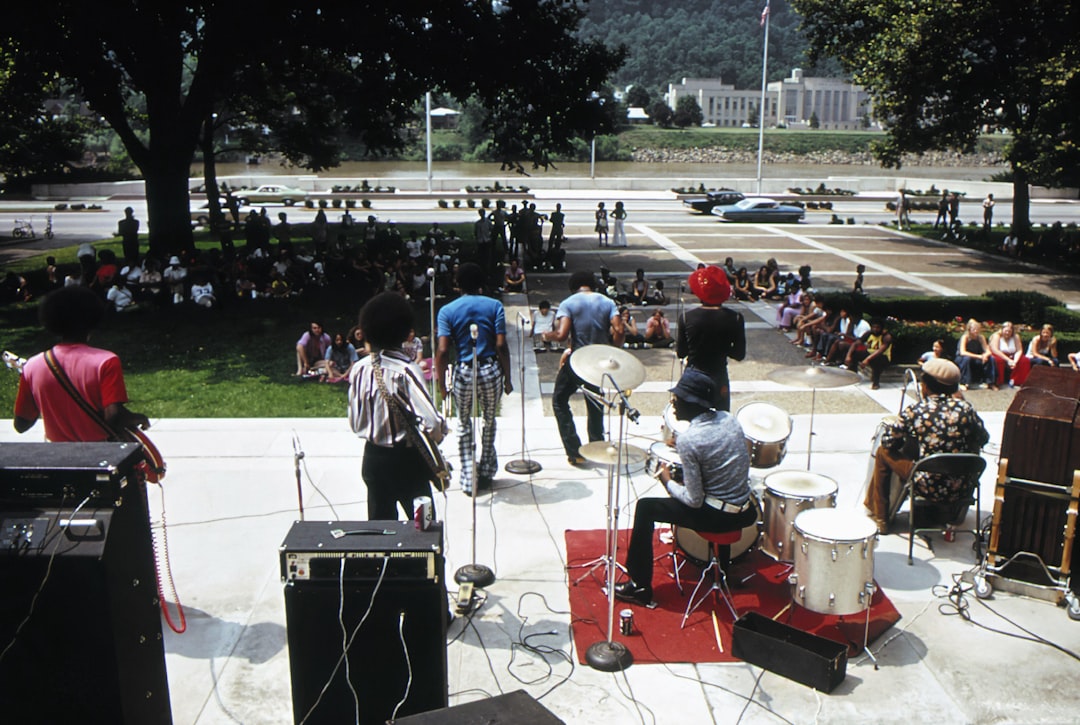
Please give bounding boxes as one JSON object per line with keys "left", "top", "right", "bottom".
{"left": 704, "top": 497, "right": 751, "bottom": 513}
{"left": 458, "top": 356, "right": 497, "bottom": 366}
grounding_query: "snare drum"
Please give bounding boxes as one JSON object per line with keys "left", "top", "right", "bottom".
{"left": 790, "top": 509, "right": 878, "bottom": 616}
{"left": 761, "top": 470, "right": 838, "bottom": 561}
{"left": 646, "top": 441, "right": 683, "bottom": 483}
{"left": 737, "top": 402, "right": 793, "bottom": 469}
{"left": 661, "top": 402, "right": 690, "bottom": 446}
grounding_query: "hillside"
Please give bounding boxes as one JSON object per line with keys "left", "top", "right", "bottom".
{"left": 578, "top": 0, "right": 839, "bottom": 92}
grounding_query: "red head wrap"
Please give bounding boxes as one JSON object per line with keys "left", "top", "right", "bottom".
{"left": 687, "top": 266, "right": 731, "bottom": 305}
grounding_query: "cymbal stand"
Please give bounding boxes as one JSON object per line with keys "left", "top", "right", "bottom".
{"left": 454, "top": 328, "right": 495, "bottom": 588}
{"left": 506, "top": 314, "right": 541, "bottom": 475}
{"left": 585, "top": 373, "right": 637, "bottom": 672}
{"left": 806, "top": 385, "right": 818, "bottom": 469}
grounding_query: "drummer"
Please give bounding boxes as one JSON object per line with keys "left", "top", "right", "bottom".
{"left": 864, "top": 358, "right": 989, "bottom": 533}
{"left": 615, "top": 368, "right": 756, "bottom": 607}
{"left": 677, "top": 265, "right": 746, "bottom": 411}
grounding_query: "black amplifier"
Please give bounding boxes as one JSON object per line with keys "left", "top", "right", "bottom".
{"left": 279, "top": 519, "right": 444, "bottom": 583}
{"left": 0, "top": 442, "right": 144, "bottom": 505}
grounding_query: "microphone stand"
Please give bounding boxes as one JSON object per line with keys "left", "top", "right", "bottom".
{"left": 585, "top": 371, "right": 635, "bottom": 672}
{"left": 506, "top": 313, "right": 541, "bottom": 475}
{"left": 428, "top": 268, "right": 437, "bottom": 401}
{"left": 291, "top": 433, "right": 305, "bottom": 520}
{"left": 455, "top": 324, "right": 496, "bottom": 588}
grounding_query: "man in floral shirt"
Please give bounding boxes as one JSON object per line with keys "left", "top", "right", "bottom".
{"left": 864, "top": 358, "right": 989, "bottom": 532}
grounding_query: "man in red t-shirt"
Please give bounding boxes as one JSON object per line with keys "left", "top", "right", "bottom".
{"left": 14, "top": 286, "right": 149, "bottom": 442}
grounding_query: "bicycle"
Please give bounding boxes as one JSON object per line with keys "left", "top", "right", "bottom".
{"left": 11, "top": 218, "right": 35, "bottom": 239}
{"left": 44, "top": 213, "right": 54, "bottom": 240}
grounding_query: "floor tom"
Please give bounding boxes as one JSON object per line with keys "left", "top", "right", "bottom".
{"left": 790, "top": 508, "right": 879, "bottom": 616}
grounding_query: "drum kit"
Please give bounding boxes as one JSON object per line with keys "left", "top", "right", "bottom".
{"left": 566, "top": 351, "right": 884, "bottom": 667}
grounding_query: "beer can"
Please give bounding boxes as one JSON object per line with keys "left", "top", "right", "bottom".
{"left": 619, "top": 608, "right": 634, "bottom": 636}
{"left": 413, "top": 496, "right": 433, "bottom": 531}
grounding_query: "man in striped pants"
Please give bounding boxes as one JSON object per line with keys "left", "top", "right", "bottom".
{"left": 436, "top": 263, "right": 513, "bottom": 495}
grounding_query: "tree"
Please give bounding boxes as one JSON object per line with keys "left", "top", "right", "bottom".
{"left": 747, "top": 103, "right": 760, "bottom": 129}
{"left": 791, "top": 0, "right": 1080, "bottom": 235}
{"left": 626, "top": 84, "right": 651, "bottom": 108}
{"left": 2, "top": 2, "right": 624, "bottom": 255}
{"left": 808, "top": 111, "right": 819, "bottom": 130}
{"left": 648, "top": 100, "right": 674, "bottom": 128}
{"left": 673, "top": 96, "right": 703, "bottom": 128}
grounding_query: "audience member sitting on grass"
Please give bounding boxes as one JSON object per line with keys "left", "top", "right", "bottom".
{"left": 620, "top": 306, "right": 646, "bottom": 349}
{"left": 93, "top": 249, "right": 120, "bottom": 294}
{"left": 105, "top": 279, "right": 134, "bottom": 312}
{"left": 296, "top": 321, "right": 332, "bottom": 377}
{"left": 644, "top": 308, "right": 674, "bottom": 348}
{"left": 163, "top": 256, "right": 188, "bottom": 305}
{"left": 190, "top": 275, "right": 217, "bottom": 309}
{"left": 957, "top": 318, "right": 997, "bottom": 389}
{"left": 1027, "top": 324, "right": 1059, "bottom": 367}
{"left": 989, "top": 322, "right": 1031, "bottom": 387}
{"left": 323, "top": 332, "right": 359, "bottom": 383}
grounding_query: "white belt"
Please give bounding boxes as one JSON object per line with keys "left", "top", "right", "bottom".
{"left": 704, "top": 497, "right": 751, "bottom": 513}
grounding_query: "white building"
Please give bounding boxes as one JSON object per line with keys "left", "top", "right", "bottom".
{"left": 664, "top": 70, "right": 872, "bottom": 130}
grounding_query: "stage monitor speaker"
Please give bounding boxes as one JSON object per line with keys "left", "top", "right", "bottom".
{"left": 0, "top": 487, "right": 172, "bottom": 723}
{"left": 281, "top": 520, "right": 448, "bottom": 725}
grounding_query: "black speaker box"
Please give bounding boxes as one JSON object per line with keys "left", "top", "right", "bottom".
{"left": 731, "top": 612, "right": 848, "bottom": 693}
{"left": 281, "top": 521, "right": 448, "bottom": 725}
{"left": 393, "top": 690, "right": 565, "bottom": 724}
{"left": 0, "top": 487, "right": 172, "bottom": 722}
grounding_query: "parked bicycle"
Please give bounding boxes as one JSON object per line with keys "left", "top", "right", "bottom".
{"left": 11, "top": 218, "right": 35, "bottom": 239}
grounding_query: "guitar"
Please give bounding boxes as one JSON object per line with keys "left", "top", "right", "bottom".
{"left": 4, "top": 349, "right": 166, "bottom": 483}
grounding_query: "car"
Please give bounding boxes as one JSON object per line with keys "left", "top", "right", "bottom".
{"left": 236, "top": 184, "right": 308, "bottom": 206}
{"left": 682, "top": 189, "right": 746, "bottom": 214}
{"left": 711, "top": 197, "right": 805, "bottom": 223}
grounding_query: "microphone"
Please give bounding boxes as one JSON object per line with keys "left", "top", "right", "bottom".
{"left": 426, "top": 267, "right": 435, "bottom": 279}
{"left": 470, "top": 323, "right": 479, "bottom": 346}
{"left": 604, "top": 373, "right": 640, "bottom": 423}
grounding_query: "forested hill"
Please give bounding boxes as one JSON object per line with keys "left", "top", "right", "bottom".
{"left": 578, "top": 0, "right": 840, "bottom": 92}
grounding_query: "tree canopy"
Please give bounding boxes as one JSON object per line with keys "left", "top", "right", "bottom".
{"left": 1, "top": 1, "right": 624, "bottom": 254}
{"left": 791, "top": 0, "right": 1080, "bottom": 234}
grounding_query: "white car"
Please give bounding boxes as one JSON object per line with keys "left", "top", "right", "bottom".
{"left": 237, "top": 184, "right": 307, "bottom": 206}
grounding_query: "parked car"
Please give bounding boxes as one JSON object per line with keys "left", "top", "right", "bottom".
{"left": 682, "top": 189, "right": 746, "bottom": 214}
{"left": 711, "top": 197, "right": 805, "bottom": 223}
{"left": 237, "top": 184, "right": 307, "bottom": 206}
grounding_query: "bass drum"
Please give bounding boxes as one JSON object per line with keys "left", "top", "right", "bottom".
{"left": 736, "top": 402, "right": 793, "bottom": 469}
{"left": 673, "top": 497, "right": 762, "bottom": 566}
{"left": 790, "top": 508, "right": 879, "bottom": 616}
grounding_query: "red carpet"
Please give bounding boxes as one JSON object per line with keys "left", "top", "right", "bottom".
{"left": 565, "top": 528, "right": 901, "bottom": 665}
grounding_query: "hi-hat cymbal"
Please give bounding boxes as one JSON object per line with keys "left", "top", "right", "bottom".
{"left": 767, "top": 365, "right": 860, "bottom": 389}
{"left": 579, "top": 441, "right": 647, "bottom": 466}
{"left": 569, "top": 344, "right": 646, "bottom": 390}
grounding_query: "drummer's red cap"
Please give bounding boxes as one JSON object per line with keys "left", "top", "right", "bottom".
{"left": 688, "top": 265, "right": 731, "bottom": 305}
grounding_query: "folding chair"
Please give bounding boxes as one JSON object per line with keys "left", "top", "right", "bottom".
{"left": 901, "top": 452, "right": 987, "bottom": 565}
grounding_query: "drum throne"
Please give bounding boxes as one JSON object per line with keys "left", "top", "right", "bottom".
{"left": 678, "top": 529, "right": 742, "bottom": 628}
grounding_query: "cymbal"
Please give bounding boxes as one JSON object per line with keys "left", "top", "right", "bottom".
{"left": 569, "top": 344, "right": 646, "bottom": 390}
{"left": 579, "top": 441, "right": 647, "bottom": 466}
{"left": 767, "top": 365, "right": 860, "bottom": 389}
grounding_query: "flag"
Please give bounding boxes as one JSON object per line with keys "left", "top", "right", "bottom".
{"left": 760, "top": 1, "right": 770, "bottom": 28}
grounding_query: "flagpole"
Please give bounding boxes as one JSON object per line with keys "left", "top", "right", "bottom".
{"left": 756, "top": 0, "right": 770, "bottom": 196}
{"left": 426, "top": 91, "right": 433, "bottom": 194}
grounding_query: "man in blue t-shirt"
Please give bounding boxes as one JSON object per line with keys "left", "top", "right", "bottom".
{"left": 435, "top": 263, "right": 512, "bottom": 495}
{"left": 541, "top": 270, "right": 624, "bottom": 465}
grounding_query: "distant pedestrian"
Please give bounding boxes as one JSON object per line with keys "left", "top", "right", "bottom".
{"left": 895, "top": 189, "right": 910, "bottom": 230}
{"left": 982, "top": 194, "right": 995, "bottom": 233}
{"left": 612, "top": 201, "right": 628, "bottom": 246}
{"left": 948, "top": 192, "right": 960, "bottom": 228}
{"left": 595, "top": 202, "right": 609, "bottom": 247}
{"left": 548, "top": 203, "right": 566, "bottom": 251}
{"left": 934, "top": 190, "right": 949, "bottom": 230}
{"left": 116, "top": 207, "right": 140, "bottom": 266}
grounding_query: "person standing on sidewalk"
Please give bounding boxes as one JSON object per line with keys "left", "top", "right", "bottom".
{"left": 435, "top": 263, "right": 512, "bottom": 495}
{"left": 116, "top": 206, "right": 141, "bottom": 266}
{"left": 611, "top": 200, "right": 628, "bottom": 246}
{"left": 542, "top": 270, "right": 624, "bottom": 465}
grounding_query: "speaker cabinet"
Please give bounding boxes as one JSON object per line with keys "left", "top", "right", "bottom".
{"left": 281, "top": 521, "right": 448, "bottom": 725}
{"left": 0, "top": 487, "right": 172, "bottom": 723}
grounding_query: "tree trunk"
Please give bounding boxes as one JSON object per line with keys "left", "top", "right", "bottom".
{"left": 143, "top": 151, "right": 195, "bottom": 258}
{"left": 1011, "top": 164, "right": 1031, "bottom": 239}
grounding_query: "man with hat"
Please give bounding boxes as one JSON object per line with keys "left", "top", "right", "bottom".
{"left": 615, "top": 368, "right": 756, "bottom": 607}
{"left": 677, "top": 265, "right": 746, "bottom": 411}
{"left": 864, "top": 357, "right": 989, "bottom": 532}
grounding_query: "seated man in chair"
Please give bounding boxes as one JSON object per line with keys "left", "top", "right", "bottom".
{"left": 864, "top": 358, "right": 989, "bottom": 533}
{"left": 615, "top": 368, "right": 757, "bottom": 607}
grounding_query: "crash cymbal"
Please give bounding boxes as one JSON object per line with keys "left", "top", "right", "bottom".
{"left": 569, "top": 344, "right": 646, "bottom": 390}
{"left": 767, "top": 365, "right": 860, "bottom": 389}
{"left": 579, "top": 441, "right": 647, "bottom": 466}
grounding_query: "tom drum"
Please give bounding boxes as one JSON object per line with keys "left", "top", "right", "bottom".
{"left": 661, "top": 402, "right": 690, "bottom": 447}
{"left": 646, "top": 441, "right": 683, "bottom": 483}
{"left": 790, "top": 508, "right": 879, "bottom": 616}
{"left": 737, "top": 402, "right": 793, "bottom": 469}
{"left": 761, "top": 470, "right": 838, "bottom": 562}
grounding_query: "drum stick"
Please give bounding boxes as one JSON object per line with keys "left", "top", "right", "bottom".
{"left": 772, "top": 602, "right": 791, "bottom": 621}
{"left": 711, "top": 610, "right": 724, "bottom": 653}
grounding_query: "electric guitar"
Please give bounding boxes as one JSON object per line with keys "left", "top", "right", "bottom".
{"left": 4, "top": 349, "right": 166, "bottom": 483}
